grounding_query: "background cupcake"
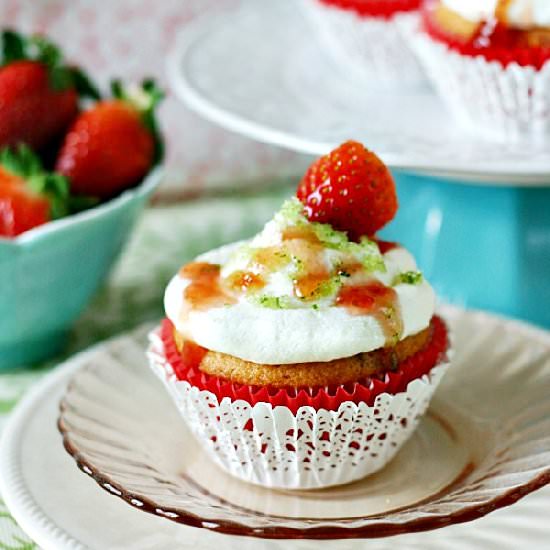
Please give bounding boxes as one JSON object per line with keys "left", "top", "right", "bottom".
{"left": 148, "top": 142, "right": 452, "bottom": 490}
{"left": 411, "top": 0, "right": 550, "bottom": 139}
{"left": 302, "top": 0, "right": 425, "bottom": 85}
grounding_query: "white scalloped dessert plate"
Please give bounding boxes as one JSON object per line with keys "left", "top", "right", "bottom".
{"left": 167, "top": 0, "right": 550, "bottom": 184}
{"left": 1, "top": 306, "right": 549, "bottom": 548}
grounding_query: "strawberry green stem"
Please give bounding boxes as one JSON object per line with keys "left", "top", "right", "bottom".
{"left": 111, "top": 78, "right": 165, "bottom": 163}
{"left": 1, "top": 29, "right": 100, "bottom": 99}
{"left": 0, "top": 144, "right": 70, "bottom": 219}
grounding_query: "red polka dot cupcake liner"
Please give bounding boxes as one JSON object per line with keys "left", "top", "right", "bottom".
{"left": 159, "top": 316, "right": 448, "bottom": 413}
{"left": 147, "top": 317, "right": 452, "bottom": 489}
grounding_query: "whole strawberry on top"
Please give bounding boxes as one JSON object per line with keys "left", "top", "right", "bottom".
{"left": 0, "top": 30, "right": 99, "bottom": 151}
{"left": 56, "top": 80, "right": 163, "bottom": 199}
{"left": 296, "top": 140, "right": 398, "bottom": 241}
{"left": 0, "top": 144, "right": 69, "bottom": 237}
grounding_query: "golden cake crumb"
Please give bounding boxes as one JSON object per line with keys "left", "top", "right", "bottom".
{"left": 175, "top": 322, "right": 433, "bottom": 388}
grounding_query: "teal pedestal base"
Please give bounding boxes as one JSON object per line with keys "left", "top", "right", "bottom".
{"left": 382, "top": 173, "right": 550, "bottom": 329}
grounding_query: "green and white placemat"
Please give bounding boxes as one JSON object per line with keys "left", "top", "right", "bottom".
{"left": 0, "top": 184, "right": 291, "bottom": 548}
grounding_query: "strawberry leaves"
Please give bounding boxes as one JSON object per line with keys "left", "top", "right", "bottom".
{"left": 111, "top": 78, "right": 165, "bottom": 163}
{"left": 1, "top": 29, "right": 100, "bottom": 99}
{"left": 1, "top": 30, "right": 26, "bottom": 64}
{"left": 0, "top": 144, "right": 70, "bottom": 219}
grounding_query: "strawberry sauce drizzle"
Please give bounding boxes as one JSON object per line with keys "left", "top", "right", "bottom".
{"left": 336, "top": 281, "right": 403, "bottom": 344}
{"left": 495, "top": 0, "right": 512, "bottom": 25}
{"left": 225, "top": 271, "right": 265, "bottom": 293}
{"left": 282, "top": 225, "right": 331, "bottom": 300}
{"left": 178, "top": 234, "right": 403, "bottom": 343}
{"left": 179, "top": 262, "right": 235, "bottom": 312}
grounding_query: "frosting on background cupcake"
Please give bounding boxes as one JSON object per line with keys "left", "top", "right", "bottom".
{"left": 442, "top": 0, "right": 550, "bottom": 28}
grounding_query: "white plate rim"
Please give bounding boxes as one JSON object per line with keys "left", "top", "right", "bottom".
{"left": 1, "top": 309, "right": 549, "bottom": 548}
{"left": 0, "top": 336, "right": 142, "bottom": 550}
{"left": 166, "top": 5, "right": 550, "bottom": 185}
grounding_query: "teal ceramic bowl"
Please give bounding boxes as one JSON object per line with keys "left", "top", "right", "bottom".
{"left": 0, "top": 168, "right": 162, "bottom": 369}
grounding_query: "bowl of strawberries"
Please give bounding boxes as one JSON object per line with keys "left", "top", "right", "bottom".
{"left": 0, "top": 31, "right": 164, "bottom": 369}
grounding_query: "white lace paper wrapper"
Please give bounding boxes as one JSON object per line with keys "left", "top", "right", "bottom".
{"left": 147, "top": 329, "right": 451, "bottom": 489}
{"left": 410, "top": 27, "right": 550, "bottom": 140}
{"left": 301, "top": 0, "right": 424, "bottom": 85}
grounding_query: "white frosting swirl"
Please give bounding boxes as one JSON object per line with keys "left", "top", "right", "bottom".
{"left": 164, "top": 201, "right": 436, "bottom": 365}
{"left": 441, "top": 0, "right": 550, "bottom": 28}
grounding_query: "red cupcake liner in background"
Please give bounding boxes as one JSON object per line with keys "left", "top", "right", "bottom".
{"left": 421, "top": 4, "right": 550, "bottom": 69}
{"left": 161, "top": 316, "right": 449, "bottom": 414}
{"left": 318, "top": 0, "right": 421, "bottom": 19}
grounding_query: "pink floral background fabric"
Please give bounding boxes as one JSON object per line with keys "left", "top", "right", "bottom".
{"left": 2, "top": 0, "right": 306, "bottom": 195}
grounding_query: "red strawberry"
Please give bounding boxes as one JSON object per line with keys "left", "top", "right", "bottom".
{"left": 0, "top": 176, "right": 49, "bottom": 237}
{"left": 0, "top": 30, "right": 99, "bottom": 151}
{"left": 296, "top": 141, "right": 398, "bottom": 241}
{"left": 0, "top": 145, "right": 69, "bottom": 237}
{"left": 0, "top": 61, "right": 77, "bottom": 151}
{"left": 55, "top": 80, "right": 163, "bottom": 199}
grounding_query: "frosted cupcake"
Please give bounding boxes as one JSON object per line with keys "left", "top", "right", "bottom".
{"left": 412, "top": 0, "right": 550, "bottom": 138}
{"left": 148, "top": 141, "right": 451, "bottom": 489}
{"left": 302, "top": 0, "right": 425, "bottom": 85}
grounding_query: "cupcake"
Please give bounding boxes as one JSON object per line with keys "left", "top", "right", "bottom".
{"left": 411, "top": 0, "right": 550, "bottom": 139}
{"left": 301, "top": 0, "right": 425, "bottom": 85}
{"left": 148, "top": 141, "right": 451, "bottom": 490}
